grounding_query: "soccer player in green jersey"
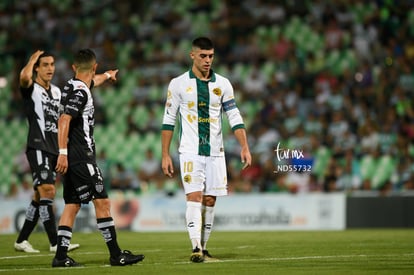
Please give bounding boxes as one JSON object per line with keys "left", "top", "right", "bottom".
{"left": 161, "top": 37, "right": 252, "bottom": 262}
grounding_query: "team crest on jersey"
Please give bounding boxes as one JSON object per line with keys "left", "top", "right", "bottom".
{"left": 213, "top": 88, "right": 222, "bottom": 96}
{"left": 186, "top": 87, "right": 193, "bottom": 93}
{"left": 183, "top": 174, "right": 192, "bottom": 183}
{"left": 167, "top": 90, "right": 172, "bottom": 99}
{"left": 188, "top": 101, "right": 195, "bottom": 109}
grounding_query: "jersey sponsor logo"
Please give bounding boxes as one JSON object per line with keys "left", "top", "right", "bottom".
{"left": 45, "top": 121, "right": 58, "bottom": 133}
{"left": 69, "top": 96, "right": 82, "bottom": 105}
{"left": 76, "top": 185, "right": 89, "bottom": 192}
{"left": 42, "top": 100, "right": 60, "bottom": 121}
{"left": 198, "top": 117, "right": 218, "bottom": 123}
{"left": 187, "top": 114, "right": 196, "bottom": 123}
{"left": 213, "top": 88, "right": 222, "bottom": 96}
{"left": 198, "top": 101, "right": 207, "bottom": 107}
{"left": 79, "top": 191, "right": 91, "bottom": 202}
{"left": 66, "top": 105, "right": 79, "bottom": 112}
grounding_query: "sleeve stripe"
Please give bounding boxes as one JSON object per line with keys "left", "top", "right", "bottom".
{"left": 162, "top": 124, "right": 175, "bottom": 131}
{"left": 231, "top": 124, "right": 245, "bottom": 131}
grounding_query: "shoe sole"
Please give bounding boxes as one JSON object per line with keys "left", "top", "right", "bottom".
{"left": 190, "top": 254, "right": 204, "bottom": 263}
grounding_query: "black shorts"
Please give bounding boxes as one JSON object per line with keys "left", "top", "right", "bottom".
{"left": 26, "top": 149, "right": 57, "bottom": 187}
{"left": 62, "top": 162, "right": 108, "bottom": 204}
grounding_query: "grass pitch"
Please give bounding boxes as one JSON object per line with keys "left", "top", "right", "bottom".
{"left": 0, "top": 229, "right": 413, "bottom": 274}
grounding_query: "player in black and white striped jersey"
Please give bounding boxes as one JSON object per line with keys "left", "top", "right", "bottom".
{"left": 53, "top": 48, "right": 144, "bottom": 267}
{"left": 15, "top": 50, "right": 80, "bottom": 253}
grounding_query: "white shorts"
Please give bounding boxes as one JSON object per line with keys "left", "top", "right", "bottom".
{"left": 179, "top": 153, "right": 228, "bottom": 196}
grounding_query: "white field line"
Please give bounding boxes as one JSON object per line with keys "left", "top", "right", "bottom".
{"left": 1, "top": 253, "right": 414, "bottom": 272}
{"left": 174, "top": 253, "right": 414, "bottom": 264}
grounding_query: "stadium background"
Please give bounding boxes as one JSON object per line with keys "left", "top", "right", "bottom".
{"left": 1, "top": 0, "right": 414, "bottom": 198}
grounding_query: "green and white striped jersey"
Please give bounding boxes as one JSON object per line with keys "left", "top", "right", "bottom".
{"left": 162, "top": 70, "right": 245, "bottom": 156}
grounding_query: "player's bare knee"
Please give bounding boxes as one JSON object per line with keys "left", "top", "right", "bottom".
{"left": 186, "top": 191, "right": 203, "bottom": 202}
{"left": 203, "top": 195, "right": 216, "bottom": 207}
{"left": 38, "top": 184, "right": 56, "bottom": 199}
{"left": 93, "top": 198, "right": 111, "bottom": 216}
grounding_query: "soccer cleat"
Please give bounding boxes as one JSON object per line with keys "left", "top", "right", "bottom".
{"left": 203, "top": 250, "right": 219, "bottom": 262}
{"left": 52, "top": 256, "right": 82, "bottom": 267}
{"left": 14, "top": 240, "right": 40, "bottom": 253}
{"left": 190, "top": 247, "right": 204, "bottom": 263}
{"left": 50, "top": 243, "right": 80, "bottom": 252}
{"left": 109, "top": 250, "right": 145, "bottom": 266}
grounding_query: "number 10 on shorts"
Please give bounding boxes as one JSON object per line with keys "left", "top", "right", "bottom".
{"left": 183, "top": 161, "right": 193, "bottom": 173}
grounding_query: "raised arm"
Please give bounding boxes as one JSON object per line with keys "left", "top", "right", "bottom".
{"left": 93, "top": 69, "right": 119, "bottom": 87}
{"left": 20, "top": 50, "right": 44, "bottom": 88}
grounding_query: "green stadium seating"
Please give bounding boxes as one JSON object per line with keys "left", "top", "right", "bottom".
{"left": 312, "top": 147, "right": 332, "bottom": 180}
{"left": 371, "top": 155, "right": 396, "bottom": 189}
{"left": 1, "top": 2, "right": 409, "bottom": 196}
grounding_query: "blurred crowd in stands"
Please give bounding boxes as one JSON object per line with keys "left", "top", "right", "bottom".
{"left": 2, "top": 0, "right": 414, "bottom": 198}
